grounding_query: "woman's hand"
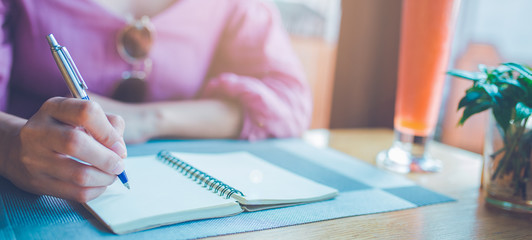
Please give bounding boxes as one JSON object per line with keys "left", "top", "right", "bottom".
{"left": 1, "top": 97, "right": 127, "bottom": 202}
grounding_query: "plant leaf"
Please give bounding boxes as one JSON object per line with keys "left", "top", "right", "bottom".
{"left": 498, "top": 78, "right": 524, "bottom": 89}
{"left": 492, "top": 102, "right": 514, "bottom": 132}
{"left": 478, "top": 64, "right": 489, "bottom": 74}
{"left": 459, "top": 101, "right": 491, "bottom": 125}
{"left": 517, "top": 76, "right": 532, "bottom": 108}
{"left": 503, "top": 62, "right": 532, "bottom": 80}
{"left": 515, "top": 102, "right": 532, "bottom": 122}
{"left": 499, "top": 79, "right": 527, "bottom": 103}
{"left": 493, "top": 64, "right": 511, "bottom": 74}
{"left": 479, "top": 82, "right": 502, "bottom": 104}
{"left": 447, "top": 69, "right": 486, "bottom": 81}
{"left": 458, "top": 87, "right": 484, "bottom": 110}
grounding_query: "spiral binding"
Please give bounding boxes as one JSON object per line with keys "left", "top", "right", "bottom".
{"left": 157, "top": 150, "right": 245, "bottom": 199}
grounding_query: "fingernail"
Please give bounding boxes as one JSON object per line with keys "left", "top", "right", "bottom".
{"left": 112, "top": 160, "right": 125, "bottom": 175}
{"left": 111, "top": 141, "right": 127, "bottom": 158}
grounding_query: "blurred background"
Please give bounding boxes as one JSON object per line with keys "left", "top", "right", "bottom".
{"left": 271, "top": 0, "right": 532, "bottom": 154}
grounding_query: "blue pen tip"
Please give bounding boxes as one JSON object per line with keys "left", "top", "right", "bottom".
{"left": 117, "top": 171, "right": 130, "bottom": 190}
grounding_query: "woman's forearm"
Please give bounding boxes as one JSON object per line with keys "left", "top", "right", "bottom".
{"left": 92, "top": 96, "right": 243, "bottom": 143}
{"left": 146, "top": 99, "right": 243, "bottom": 139}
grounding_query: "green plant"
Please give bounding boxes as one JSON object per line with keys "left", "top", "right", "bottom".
{"left": 447, "top": 62, "right": 532, "bottom": 200}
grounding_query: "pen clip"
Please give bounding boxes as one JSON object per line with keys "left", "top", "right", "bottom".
{"left": 62, "top": 48, "right": 88, "bottom": 91}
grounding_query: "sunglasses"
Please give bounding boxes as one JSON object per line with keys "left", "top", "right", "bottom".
{"left": 112, "top": 16, "right": 154, "bottom": 103}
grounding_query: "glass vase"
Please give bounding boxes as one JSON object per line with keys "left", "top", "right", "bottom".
{"left": 483, "top": 113, "right": 532, "bottom": 214}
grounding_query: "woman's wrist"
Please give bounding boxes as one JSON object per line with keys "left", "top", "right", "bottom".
{"left": 135, "top": 104, "right": 161, "bottom": 140}
{"left": 0, "top": 114, "right": 26, "bottom": 178}
{"left": 114, "top": 103, "right": 161, "bottom": 143}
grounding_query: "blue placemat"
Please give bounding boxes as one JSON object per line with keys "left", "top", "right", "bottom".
{"left": 0, "top": 139, "right": 454, "bottom": 239}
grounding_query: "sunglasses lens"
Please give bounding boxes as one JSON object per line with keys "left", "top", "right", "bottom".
{"left": 117, "top": 16, "right": 154, "bottom": 62}
{"left": 121, "top": 26, "right": 152, "bottom": 60}
{"left": 111, "top": 77, "right": 147, "bottom": 103}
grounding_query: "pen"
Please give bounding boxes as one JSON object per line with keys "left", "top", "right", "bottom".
{"left": 46, "top": 33, "right": 130, "bottom": 190}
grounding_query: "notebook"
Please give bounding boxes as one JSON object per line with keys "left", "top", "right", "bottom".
{"left": 84, "top": 150, "right": 339, "bottom": 234}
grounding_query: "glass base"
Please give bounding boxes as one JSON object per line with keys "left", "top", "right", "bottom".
{"left": 376, "top": 130, "right": 442, "bottom": 173}
{"left": 486, "top": 196, "right": 532, "bottom": 215}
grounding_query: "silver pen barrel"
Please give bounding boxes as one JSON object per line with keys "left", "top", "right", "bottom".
{"left": 46, "top": 34, "right": 89, "bottom": 99}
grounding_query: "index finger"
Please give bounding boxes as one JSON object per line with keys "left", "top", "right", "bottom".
{"left": 43, "top": 97, "right": 127, "bottom": 158}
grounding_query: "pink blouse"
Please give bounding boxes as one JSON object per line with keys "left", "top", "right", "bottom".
{"left": 0, "top": 0, "right": 312, "bottom": 140}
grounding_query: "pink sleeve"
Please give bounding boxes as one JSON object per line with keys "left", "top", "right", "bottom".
{"left": 200, "top": 0, "right": 312, "bottom": 141}
{"left": 0, "top": 0, "right": 13, "bottom": 112}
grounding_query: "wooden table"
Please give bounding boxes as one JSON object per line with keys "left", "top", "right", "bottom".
{"left": 213, "top": 129, "right": 532, "bottom": 239}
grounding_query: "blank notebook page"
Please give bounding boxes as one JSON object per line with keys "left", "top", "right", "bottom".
{"left": 172, "top": 152, "right": 338, "bottom": 205}
{"left": 85, "top": 155, "right": 241, "bottom": 234}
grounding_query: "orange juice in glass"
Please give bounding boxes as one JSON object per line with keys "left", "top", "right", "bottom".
{"left": 377, "top": 0, "right": 461, "bottom": 173}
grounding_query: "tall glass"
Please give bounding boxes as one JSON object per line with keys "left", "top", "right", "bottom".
{"left": 377, "top": 0, "right": 461, "bottom": 173}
